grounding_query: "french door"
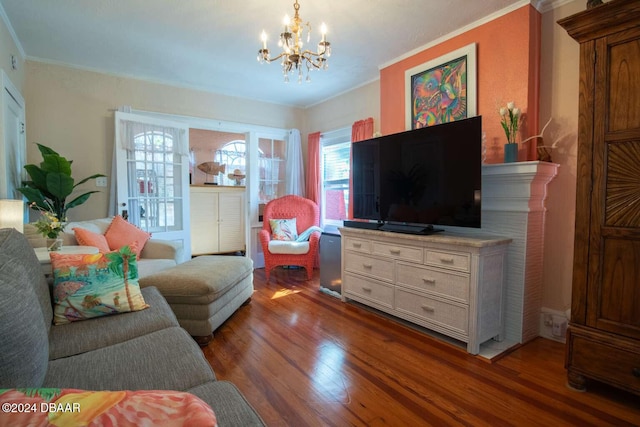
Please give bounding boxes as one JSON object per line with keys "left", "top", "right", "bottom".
{"left": 114, "top": 111, "right": 190, "bottom": 260}
{"left": 1, "top": 70, "right": 26, "bottom": 201}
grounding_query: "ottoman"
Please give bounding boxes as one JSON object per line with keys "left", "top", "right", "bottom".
{"left": 139, "top": 255, "right": 254, "bottom": 345}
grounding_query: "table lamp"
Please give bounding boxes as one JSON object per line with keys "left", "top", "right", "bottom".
{"left": 0, "top": 199, "right": 24, "bottom": 232}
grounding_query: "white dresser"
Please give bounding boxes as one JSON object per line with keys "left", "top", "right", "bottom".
{"left": 340, "top": 227, "right": 510, "bottom": 354}
{"left": 190, "top": 186, "right": 245, "bottom": 256}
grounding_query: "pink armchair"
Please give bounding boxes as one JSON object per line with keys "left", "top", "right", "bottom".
{"left": 259, "top": 195, "right": 320, "bottom": 281}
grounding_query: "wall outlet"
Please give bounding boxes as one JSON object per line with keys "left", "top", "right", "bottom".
{"left": 552, "top": 315, "right": 568, "bottom": 338}
{"left": 96, "top": 177, "right": 108, "bottom": 187}
{"left": 540, "top": 308, "right": 568, "bottom": 343}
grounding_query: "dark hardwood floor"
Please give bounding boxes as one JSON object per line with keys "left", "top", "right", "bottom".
{"left": 202, "top": 267, "right": 640, "bottom": 426}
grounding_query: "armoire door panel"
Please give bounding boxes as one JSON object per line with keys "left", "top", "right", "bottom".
{"left": 607, "top": 32, "right": 640, "bottom": 133}
{"left": 594, "top": 237, "right": 640, "bottom": 340}
{"left": 605, "top": 140, "right": 640, "bottom": 227}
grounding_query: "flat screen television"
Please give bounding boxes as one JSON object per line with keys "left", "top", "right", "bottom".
{"left": 350, "top": 116, "right": 482, "bottom": 234}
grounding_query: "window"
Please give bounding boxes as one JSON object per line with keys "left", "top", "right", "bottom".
{"left": 320, "top": 128, "right": 351, "bottom": 227}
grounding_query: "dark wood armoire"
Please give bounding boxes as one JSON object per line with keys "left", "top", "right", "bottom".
{"left": 558, "top": 0, "right": 640, "bottom": 395}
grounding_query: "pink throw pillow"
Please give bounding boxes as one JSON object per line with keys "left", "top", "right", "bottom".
{"left": 73, "top": 227, "right": 111, "bottom": 253}
{"left": 104, "top": 215, "right": 151, "bottom": 259}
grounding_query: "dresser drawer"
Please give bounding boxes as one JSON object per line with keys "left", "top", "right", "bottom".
{"left": 396, "top": 262, "right": 470, "bottom": 303}
{"left": 395, "top": 288, "right": 468, "bottom": 335}
{"left": 425, "top": 249, "right": 470, "bottom": 272}
{"left": 372, "top": 241, "right": 423, "bottom": 262}
{"left": 344, "top": 237, "right": 371, "bottom": 254}
{"left": 344, "top": 252, "right": 394, "bottom": 282}
{"left": 568, "top": 332, "right": 640, "bottom": 394}
{"left": 343, "top": 273, "right": 394, "bottom": 309}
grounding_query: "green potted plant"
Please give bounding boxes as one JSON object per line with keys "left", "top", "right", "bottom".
{"left": 18, "top": 143, "right": 106, "bottom": 248}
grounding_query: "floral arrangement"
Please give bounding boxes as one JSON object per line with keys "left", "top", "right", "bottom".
{"left": 31, "top": 202, "right": 66, "bottom": 239}
{"left": 499, "top": 101, "right": 521, "bottom": 144}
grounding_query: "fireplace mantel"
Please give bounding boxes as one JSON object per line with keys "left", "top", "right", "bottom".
{"left": 481, "top": 161, "right": 559, "bottom": 345}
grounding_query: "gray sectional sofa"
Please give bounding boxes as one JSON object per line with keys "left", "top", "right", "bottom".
{"left": 0, "top": 228, "right": 264, "bottom": 426}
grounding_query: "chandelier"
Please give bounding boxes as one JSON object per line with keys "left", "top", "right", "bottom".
{"left": 257, "top": 0, "right": 331, "bottom": 83}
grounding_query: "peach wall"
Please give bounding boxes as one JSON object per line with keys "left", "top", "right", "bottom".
{"left": 380, "top": 5, "right": 540, "bottom": 163}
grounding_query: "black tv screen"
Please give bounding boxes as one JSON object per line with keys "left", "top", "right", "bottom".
{"left": 352, "top": 116, "right": 482, "bottom": 230}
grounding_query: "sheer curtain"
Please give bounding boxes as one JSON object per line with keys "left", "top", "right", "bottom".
{"left": 306, "top": 132, "right": 321, "bottom": 205}
{"left": 285, "top": 129, "right": 305, "bottom": 197}
{"left": 348, "top": 118, "right": 374, "bottom": 219}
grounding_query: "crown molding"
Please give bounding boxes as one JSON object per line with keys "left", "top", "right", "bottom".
{"left": 0, "top": 3, "right": 25, "bottom": 59}
{"left": 534, "top": 0, "right": 578, "bottom": 13}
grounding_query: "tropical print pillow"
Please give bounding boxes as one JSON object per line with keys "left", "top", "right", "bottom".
{"left": 0, "top": 388, "right": 217, "bottom": 426}
{"left": 50, "top": 245, "right": 148, "bottom": 325}
{"left": 269, "top": 218, "right": 298, "bottom": 241}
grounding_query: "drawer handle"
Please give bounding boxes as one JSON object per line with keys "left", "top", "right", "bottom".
{"left": 353, "top": 242, "right": 362, "bottom": 248}
{"left": 389, "top": 248, "right": 401, "bottom": 255}
{"left": 440, "top": 257, "right": 455, "bottom": 263}
{"left": 421, "top": 305, "right": 435, "bottom": 312}
{"left": 362, "top": 287, "right": 372, "bottom": 292}
{"left": 363, "top": 263, "right": 373, "bottom": 269}
{"left": 422, "top": 278, "right": 436, "bottom": 284}
{"left": 633, "top": 368, "right": 640, "bottom": 378}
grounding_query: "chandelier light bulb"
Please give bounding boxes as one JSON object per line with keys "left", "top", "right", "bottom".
{"left": 260, "top": 31, "right": 268, "bottom": 49}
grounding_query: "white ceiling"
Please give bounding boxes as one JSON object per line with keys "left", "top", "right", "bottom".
{"left": 1, "top": 0, "right": 538, "bottom": 108}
